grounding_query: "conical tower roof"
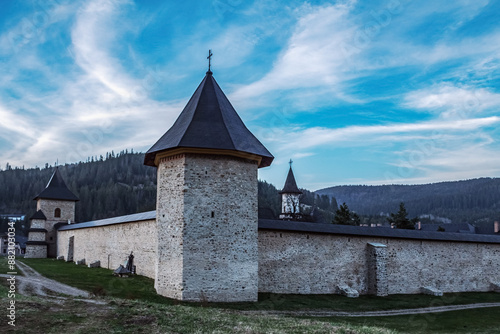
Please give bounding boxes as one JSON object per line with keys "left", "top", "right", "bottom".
{"left": 280, "top": 167, "right": 302, "bottom": 194}
{"left": 33, "top": 168, "right": 79, "bottom": 201}
{"left": 144, "top": 71, "right": 273, "bottom": 168}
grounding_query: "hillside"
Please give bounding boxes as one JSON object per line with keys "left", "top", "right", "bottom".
{"left": 0, "top": 152, "right": 157, "bottom": 229}
{"left": 0, "top": 152, "right": 293, "bottom": 234}
{"left": 3, "top": 152, "right": 499, "bottom": 234}
{"left": 316, "top": 179, "right": 500, "bottom": 224}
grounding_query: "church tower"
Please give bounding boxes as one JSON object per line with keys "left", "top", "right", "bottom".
{"left": 279, "top": 160, "right": 303, "bottom": 220}
{"left": 25, "top": 168, "right": 78, "bottom": 258}
{"left": 144, "top": 67, "right": 273, "bottom": 302}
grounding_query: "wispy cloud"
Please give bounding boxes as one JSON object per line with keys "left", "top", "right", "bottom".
{"left": 0, "top": 0, "right": 499, "bottom": 188}
{"left": 279, "top": 117, "right": 500, "bottom": 150}
{"left": 404, "top": 83, "right": 500, "bottom": 118}
{"left": 231, "top": 2, "right": 357, "bottom": 103}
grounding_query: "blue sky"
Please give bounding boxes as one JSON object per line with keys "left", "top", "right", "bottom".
{"left": 0, "top": 0, "right": 499, "bottom": 190}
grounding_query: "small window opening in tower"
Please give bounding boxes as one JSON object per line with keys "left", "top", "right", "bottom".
{"left": 54, "top": 208, "right": 61, "bottom": 218}
{"left": 211, "top": 211, "right": 215, "bottom": 218}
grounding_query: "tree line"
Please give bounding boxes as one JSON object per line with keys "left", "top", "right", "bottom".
{"left": 316, "top": 180, "right": 500, "bottom": 225}
{"left": 2, "top": 152, "right": 498, "bottom": 235}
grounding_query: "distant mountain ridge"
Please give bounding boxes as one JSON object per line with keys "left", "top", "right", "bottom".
{"left": 2, "top": 153, "right": 499, "bottom": 234}
{"left": 316, "top": 178, "right": 500, "bottom": 224}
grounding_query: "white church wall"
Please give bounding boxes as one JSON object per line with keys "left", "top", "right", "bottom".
{"left": 57, "top": 219, "right": 157, "bottom": 278}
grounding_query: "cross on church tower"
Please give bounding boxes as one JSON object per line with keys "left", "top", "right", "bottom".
{"left": 289, "top": 159, "right": 293, "bottom": 168}
{"left": 207, "top": 49, "right": 213, "bottom": 72}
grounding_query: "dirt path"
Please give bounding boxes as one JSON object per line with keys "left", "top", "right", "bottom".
{"left": 239, "top": 302, "right": 500, "bottom": 317}
{"left": 1, "top": 261, "right": 94, "bottom": 300}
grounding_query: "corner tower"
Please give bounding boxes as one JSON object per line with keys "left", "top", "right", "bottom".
{"left": 279, "top": 160, "right": 302, "bottom": 220}
{"left": 26, "top": 167, "right": 78, "bottom": 258}
{"left": 145, "top": 69, "right": 273, "bottom": 302}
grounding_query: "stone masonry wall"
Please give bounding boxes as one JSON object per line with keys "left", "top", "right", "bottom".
{"left": 28, "top": 232, "right": 46, "bottom": 242}
{"left": 57, "top": 219, "right": 157, "bottom": 278}
{"left": 38, "top": 199, "right": 76, "bottom": 257}
{"left": 30, "top": 219, "right": 46, "bottom": 228}
{"left": 155, "top": 153, "right": 259, "bottom": 302}
{"left": 155, "top": 154, "right": 185, "bottom": 299}
{"left": 259, "top": 231, "right": 369, "bottom": 294}
{"left": 367, "top": 243, "right": 388, "bottom": 296}
{"left": 37, "top": 199, "right": 75, "bottom": 222}
{"left": 259, "top": 230, "right": 500, "bottom": 295}
{"left": 25, "top": 245, "right": 47, "bottom": 258}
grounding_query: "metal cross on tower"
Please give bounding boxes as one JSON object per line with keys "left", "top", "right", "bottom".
{"left": 207, "top": 49, "right": 213, "bottom": 72}
{"left": 289, "top": 159, "right": 293, "bottom": 167}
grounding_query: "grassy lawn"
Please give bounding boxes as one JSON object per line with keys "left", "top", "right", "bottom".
{"left": 0, "top": 279, "right": 393, "bottom": 334}
{"left": 318, "top": 307, "right": 500, "bottom": 334}
{"left": 20, "top": 258, "right": 168, "bottom": 303}
{"left": 8, "top": 258, "right": 500, "bottom": 333}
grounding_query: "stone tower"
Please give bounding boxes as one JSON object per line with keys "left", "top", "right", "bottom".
{"left": 144, "top": 69, "right": 273, "bottom": 302}
{"left": 25, "top": 168, "right": 78, "bottom": 258}
{"left": 279, "top": 161, "right": 302, "bottom": 220}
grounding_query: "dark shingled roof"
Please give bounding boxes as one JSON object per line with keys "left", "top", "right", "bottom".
{"left": 30, "top": 210, "right": 47, "bottom": 220}
{"left": 58, "top": 210, "right": 156, "bottom": 231}
{"left": 28, "top": 228, "right": 47, "bottom": 233}
{"left": 279, "top": 167, "right": 302, "bottom": 194}
{"left": 258, "top": 219, "right": 500, "bottom": 244}
{"left": 34, "top": 168, "right": 79, "bottom": 202}
{"left": 26, "top": 240, "right": 47, "bottom": 246}
{"left": 144, "top": 71, "right": 273, "bottom": 168}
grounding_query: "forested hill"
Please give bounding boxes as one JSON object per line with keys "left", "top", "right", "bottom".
{"left": 2, "top": 152, "right": 499, "bottom": 233}
{"left": 316, "top": 179, "right": 500, "bottom": 224}
{"left": 0, "top": 152, "right": 157, "bottom": 225}
{"left": 0, "top": 152, "right": 288, "bottom": 233}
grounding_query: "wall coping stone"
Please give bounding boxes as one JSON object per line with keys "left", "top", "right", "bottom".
{"left": 421, "top": 286, "right": 444, "bottom": 296}
{"left": 367, "top": 242, "right": 387, "bottom": 248}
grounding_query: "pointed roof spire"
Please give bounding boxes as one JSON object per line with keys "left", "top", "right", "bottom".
{"left": 33, "top": 167, "right": 79, "bottom": 201}
{"left": 279, "top": 162, "right": 302, "bottom": 194}
{"left": 144, "top": 70, "right": 274, "bottom": 168}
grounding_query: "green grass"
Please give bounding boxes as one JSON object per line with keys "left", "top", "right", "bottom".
{"left": 215, "top": 292, "right": 500, "bottom": 312}
{"left": 19, "top": 258, "right": 169, "bottom": 303}
{"left": 0, "top": 255, "right": 20, "bottom": 274}
{"left": 317, "top": 307, "right": 500, "bottom": 334}
{"left": 12, "top": 258, "right": 500, "bottom": 333}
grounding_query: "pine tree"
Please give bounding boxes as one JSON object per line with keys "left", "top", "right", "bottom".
{"left": 333, "top": 202, "right": 360, "bottom": 226}
{"left": 387, "top": 202, "right": 417, "bottom": 229}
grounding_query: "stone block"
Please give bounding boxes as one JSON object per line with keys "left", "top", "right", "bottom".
{"left": 491, "top": 282, "right": 500, "bottom": 292}
{"left": 75, "top": 259, "right": 86, "bottom": 266}
{"left": 57, "top": 256, "right": 64, "bottom": 260}
{"left": 337, "top": 284, "right": 359, "bottom": 298}
{"left": 88, "top": 260, "right": 100, "bottom": 268}
{"left": 421, "top": 286, "right": 443, "bottom": 296}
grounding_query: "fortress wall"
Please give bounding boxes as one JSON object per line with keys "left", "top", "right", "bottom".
{"left": 57, "top": 219, "right": 157, "bottom": 279}
{"left": 259, "top": 230, "right": 500, "bottom": 295}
